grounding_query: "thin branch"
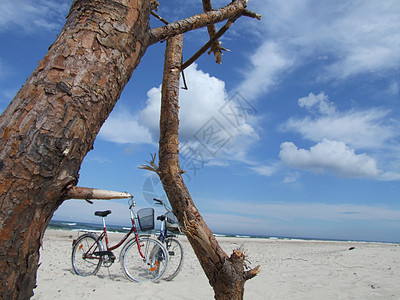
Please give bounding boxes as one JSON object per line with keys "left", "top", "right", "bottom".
{"left": 66, "top": 186, "right": 133, "bottom": 200}
{"left": 181, "top": 18, "right": 236, "bottom": 70}
{"left": 151, "top": 10, "right": 169, "bottom": 25}
{"left": 149, "top": 0, "right": 248, "bottom": 45}
{"left": 243, "top": 9, "right": 262, "bottom": 20}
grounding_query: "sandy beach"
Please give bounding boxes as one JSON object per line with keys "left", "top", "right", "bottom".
{"left": 32, "top": 229, "right": 399, "bottom": 299}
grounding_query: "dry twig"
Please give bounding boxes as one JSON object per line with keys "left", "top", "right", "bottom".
{"left": 138, "top": 153, "right": 159, "bottom": 173}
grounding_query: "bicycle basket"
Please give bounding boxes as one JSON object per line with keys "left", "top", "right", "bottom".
{"left": 137, "top": 208, "right": 155, "bottom": 231}
{"left": 165, "top": 211, "right": 180, "bottom": 233}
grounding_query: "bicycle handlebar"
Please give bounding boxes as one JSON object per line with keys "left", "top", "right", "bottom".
{"left": 128, "top": 197, "right": 135, "bottom": 209}
{"left": 153, "top": 198, "right": 172, "bottom": 212}
{"left": 153, "top": 198, "right": 163, "bottom": 205}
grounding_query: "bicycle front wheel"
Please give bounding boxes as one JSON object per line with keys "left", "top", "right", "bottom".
{"left": 121, "top": 237, "right": 168, "bottom": 282}
{"left": 163, "top": 237, "right": 184, "bottom": 281}
{"left": 71, "top": 233, "right": 103, "bottom": 276}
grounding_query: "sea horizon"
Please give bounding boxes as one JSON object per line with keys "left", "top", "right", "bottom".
{"left": 48, "top": 219, "right": 399, "bottom": 245}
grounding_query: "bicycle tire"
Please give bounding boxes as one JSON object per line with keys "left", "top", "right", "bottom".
{"left": 120, "top": 236, "right": 168, "bottom": 282}
{"left": 71, "top": 233, "right": 103, "bottom": 276}
{"left": 163, "top": 237, "right": 184, "bottom": 281}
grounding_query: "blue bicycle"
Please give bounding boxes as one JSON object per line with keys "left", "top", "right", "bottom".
{"left": 153, "top": 198, "right": 184, "bottom": 281}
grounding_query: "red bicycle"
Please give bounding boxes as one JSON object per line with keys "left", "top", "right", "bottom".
{"left": 71, "top": 197, "right": 168, "bottom": 282}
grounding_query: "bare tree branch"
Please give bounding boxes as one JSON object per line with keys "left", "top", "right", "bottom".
{"left": 151, "top": 10, "right": 169, "bottom": 25}
{"left": 66, "top": 186, "right": 132, "bottom": 200}
{"left": 138, "top": 153, "right": 159, "bottom": 173}
{"left": 148, "top": 0, "right": 248, "bottom": 45}
{"left": 243, "top": 9, "right": 262, "bottom": 20}
{"left": 181, "top": 18, "right": 236, "bottom": 70}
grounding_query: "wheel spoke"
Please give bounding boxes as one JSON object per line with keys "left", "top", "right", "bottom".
{"left": 71, "top": 234, "right": 102, "bottom": 276}
{"left": 121, "top": 237, "right": 168, "bottom": 282}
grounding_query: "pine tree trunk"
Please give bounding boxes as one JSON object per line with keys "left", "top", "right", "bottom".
{"left": 157, "top": 34, "right": 258, "bottom": 300}
{"left": 0, "top": 1, "right": 151, "bottom": 298}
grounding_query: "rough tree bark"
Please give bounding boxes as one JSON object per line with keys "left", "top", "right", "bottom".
{"left": 0, "top": 1, "right": 152, "bottom": 298}
{"left": 153, "top": 35, "right": 260, "bottom": 299}
{"left": 0, "top": 0, "right": 253, "bottom": 298}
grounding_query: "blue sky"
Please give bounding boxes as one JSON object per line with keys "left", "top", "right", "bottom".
{"left": 1, "top": 0, "right": 399, "bottom": 242}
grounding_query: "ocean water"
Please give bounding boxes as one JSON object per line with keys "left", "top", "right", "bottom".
{"left": 48, "top": 219, "right": 153, "bottom": 234}
{"left": 48, "top": 220, "right": 397, "bottom": 244}
{"left": 48, "top": 220, "right": 309, "bottom": 241}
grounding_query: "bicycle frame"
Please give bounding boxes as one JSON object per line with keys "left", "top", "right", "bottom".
{"left": 81, "top": 199, "right": 145, "bottom": 259}
{"left": 158, "top": 217, "right": 167, "bottom": 243}
{"left": 153, "top": 198, "right": 177, "bottom": 243}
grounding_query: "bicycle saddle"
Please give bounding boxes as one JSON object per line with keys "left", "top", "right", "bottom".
{"left": 157, "top": 215, "right": 166, "bottom": 221}
{"left": 94, "top": 210, "right": 112, "bottom": 217}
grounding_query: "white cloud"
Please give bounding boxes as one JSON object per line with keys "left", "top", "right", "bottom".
{"left": 380, "top": 171, "right": 400, "bottom": 181}
{"left": 281, "top": 92, "right": 400, "bottom": 180}
{"left": 0, "top": 0, "right": 70, "bottom": 33}
{"left": 251, "top": 165, "right": 277, "bottom": 177}
{"left": 282, "top": 172, "right": 299, "bottom": 184}
{"left": 298, "top": 92, "right": 336, "bottom": 115}
{"left": 284, "top": 105, "right": 397, "bottom": 150}
{"left": 321, "top": 1, "right": 400, "bottom": 79}
{"left": 139, "top": 64, "right": 259, "bottom": 163}
{"left": 279, "top": 139, "right": 381, "bottom": 178}
{"left": 99, "top": 64, "right": 259, "bottom": 164}
{"left": 140, "top": 63, "right": 229, "bottom": 142}
{"left": 246, "top": 1, "right": 400, "bottom": 85}
{"left": 98, "top": 107, "right": 153, "bottom": 144}
{"left": 236, "top": 41, "right": 293, "bottom": 100}
{"left": 234, "top": 1, "right": 400, "bottom": 181}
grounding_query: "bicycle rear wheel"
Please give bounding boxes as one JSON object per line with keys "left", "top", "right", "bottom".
{"left": 163, "top": 237, "right": 184, "bottom": 281}
{"left": 71, "top": 233, "right": 103, "bottom": 276}
{"left": 120, "top": 237, "right": 168, "bottom": 282}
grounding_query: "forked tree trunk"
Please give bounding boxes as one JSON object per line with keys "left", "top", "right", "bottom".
{"left": 156, "top": 35, "right": 259, "bottom": 300}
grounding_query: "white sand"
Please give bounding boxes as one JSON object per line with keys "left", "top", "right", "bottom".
{"left": 32, "top": 230, "right": 400, "bottom": 299}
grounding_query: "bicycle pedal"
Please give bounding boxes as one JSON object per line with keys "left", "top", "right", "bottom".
{"left": 94, "top": 250, "right": 115, "bottom": 261}
{"left": 168, "top": 251, "right": 175, "bottom": 256}
{"left": 109, "top": 252, "right": 116, "bottom": 262}
{"left": 94, "top": 251, "right": 108, "bottom": 256}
